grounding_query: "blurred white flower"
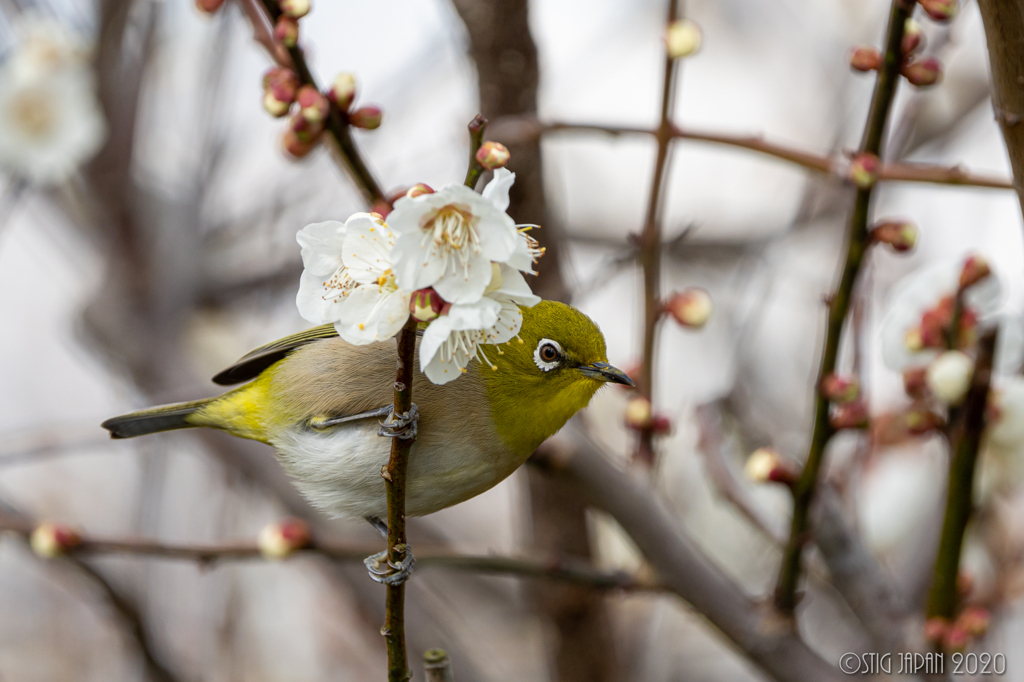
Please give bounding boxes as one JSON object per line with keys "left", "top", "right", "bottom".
{"left": 388, "top": 168, "right": 521, "bottom": 304}
{"left": 296, "top": 214, "right": 411, "bottom": 345}
{"left": 419, "top": 263, "right": 540, "bottom": 384}
{"left": 925, "top": 350, "right": 974, "bottom": 405}
{"left": 0, "top": 17, "right": 104, "bottom": 183}
{"left": 987, "top": 377, "right": 1024, "bottom": 447}
{"left": 879, "top": 259, "right": 1023, "bottom": 374}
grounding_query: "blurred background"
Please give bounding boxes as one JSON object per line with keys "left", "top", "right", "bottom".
{"left": 1, "top": 0, "right": 1023, "bottom": 679}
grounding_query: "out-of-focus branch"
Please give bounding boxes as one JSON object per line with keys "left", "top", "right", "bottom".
{"left": 927, "top": 329, "right": 998, "bottom": 619}
{"left": 775, "top": 0, "right": 911, "bottom": 614}
{"left": 530, "top": 443, "right": 845, "bottom": 682}
{"left": 0, "top": 515, "right": 663, "bottom": 592}
{"left": 977, "top": 0, "right": 1024, "bottom": 214}
{"left": 487, "top": 117, "right": 1014, "bottom": 190}
{"left": 424, "top": 649, "right": 455, "bottom": 682}
{"left": 234, "top": 0, "right": 290, "bottom": 67}
{"left": 635, "top": 0, "right": 681, "bottom": 466}
{"left": 247, "top": 0, "right": 386, "bottom": 205}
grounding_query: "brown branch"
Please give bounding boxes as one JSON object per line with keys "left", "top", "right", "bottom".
{"left": 635, "top": 0, "right": 681, "bottom": 465}
{"left": 774, "top": 0, "right": 912, "bottom": 615}
{"left": 463, "top": 114, "right": 488, "bottom": 188}
{"left": 977, "top": 0, "right": 1024, "bottom": 214}
{"left": 0, "top": 515, "right": 663, "bottom": 592}
{"left": 245, "top": 0, "right": 386, "bottom": 205}
{"left": 424, "top": 649, "right": 455, "bottom": 682}
{"left": 531, "top": 441, "right": 845, "bottom": 682}
{"left": 380, "top": 319, "right": 419, "bottom": 682}
{"left": 233, "top": 0, "right": 290, "bottom": 68}
{"left": 486, "top": 117, "right": 1014, "bottom": 190}
{"left": 927, "top": 329, "right": 998, "bottom": 619}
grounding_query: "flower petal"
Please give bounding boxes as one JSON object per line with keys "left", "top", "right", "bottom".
{"left": 447, "top": 297, "right": 502, "bottom": 331}
{"left": 392, "top": 230, "right": 447, "bottom": 291}
{"left": 342, "top": 214, "right": 395, "bottom": 283}
{"left": 507, "top": 231, "right": 538, "bottom": 274}
{"left": 334, "top": 285, "right": 410, "bottom": 345}
{"left": 482, "top": 168, "right": 515, "bottom": 213}
{"left": 433, "top": 251, "right": 495, "bottom": 304}
{"left": 297, "top": 221, "right": 347, "bottom": 276}
{"left": 422, "top": 346, "right": 467, "bottom": 385}
{"left": 491, "top": 264, "right": 541, "bottom": 307}
{"left": 483, "top": 299, "right": 523, "bottom": 345}
{"left": 296, "top": 268, "right": 347, "bottom": 324}
{"left": 419, "top": 314, "right": 454, "bottom": 372}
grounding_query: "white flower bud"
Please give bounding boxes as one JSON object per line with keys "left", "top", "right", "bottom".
{"left": 926, "top": 351, "right": 974, "bottom": 405}
{"left": 665, "top": 20, "right": 702, "bottom": 59}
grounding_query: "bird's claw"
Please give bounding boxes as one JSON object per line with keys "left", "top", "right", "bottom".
{"left": 377, "top": 404, "right": 419, "bottom": 440}
{"left": 364, "top": 545, "right": 415, "bottom": 585}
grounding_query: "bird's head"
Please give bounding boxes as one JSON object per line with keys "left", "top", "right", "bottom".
{"left": 484, "top": 300, "right": 633, "bottom": 454}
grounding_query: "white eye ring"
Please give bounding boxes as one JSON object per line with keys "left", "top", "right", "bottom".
{"left": 534, "top": 338, "right": 563, "bottom": 372}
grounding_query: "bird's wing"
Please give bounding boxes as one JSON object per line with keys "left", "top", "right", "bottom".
{"left": 212, "top": 324, "right": 340, "bottom": 385}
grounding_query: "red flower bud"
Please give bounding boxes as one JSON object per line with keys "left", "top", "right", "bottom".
{"left": 830, "top": 400, "right": 869, "bottom": 430}
{"left": 475, "top": 141, "right": 510, "bottom": 170}
{"left": 30, "top": 523, "right": 81, "bottom": 558}
{"left": 283, "top": 129, "right": 317, "bottom": 158}
{"left": 959, "top": 254, "right": 991, "bottom": 290}
{"left": 905, "top": 407, "right": 943, "bottom": 435}
{"left": 296, "top": 85, "right": 329, "bottom": 124}
{"left": 349, "top": 105, "right": 383, "bottom": 130}
{"left": 849, "top": 153, "right": 880, "bottom": 189}
{"left": 289, "top": 113, "right": 322, "bottom": 142}
{"left": 849, "top": 46, "right": 882, "bottom": 72}
{"left": 274, "top": 16, "right": 299, "bottom": 48}
{"left": 920, "top": 0, "right": 958, "bottom": 22}
{"left": 924, "top": 617, "right": 949, "bottom": 643}
{"left": 279, "top": 0, "right": 310, "bottom": 19}
{"left": 744, "top": 447, "right": 800, "bottom": 485}
{"left": 406, "top": 183, "right": 434, "bottom": 199}
{"left": 196, "top": 0, "right": 227, "bottom": 12}
{"left": 259, "top": 517, "right": 310, "bottom": 559}
{"left": 902, "top": 19, "right": 924, "bottom": 55}
{"left": 902, "top": 57, "right": 943, "bottom": 87}
{"left": 327, "top": 72, "right": 357, "bottom": 110}
{"left": 943, "top": 625, "right": 970, "bottom": 652}
{"left": 665, "top": 287, "right": 713, "bottom": 329}
{"left": 871, "top": 219, "right": 918, "bottom": 252}
{"left": 650, "top": 415, "right": 673, "bottom": 435}
{"left": 262, "top": 67, "right": 299, "bottom": 118}
{"left": 821, "top": 374, "right": 860, "bottom": 404}
{"left": 956, "top": 606, "right": 990, "bottom": 636}
{"left": 410, "top": 288, "right": 445, "bottom": 322}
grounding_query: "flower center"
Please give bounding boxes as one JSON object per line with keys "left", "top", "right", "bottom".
{"left": 376, "top": 268, "right": 398, "bottom": 292}
{"left": 422, "top": 205, "right": 480, "bottom": 276}
{"left": 322, "top": 264, "right": 356, "bottom": 302}
{"left": 9, "top": 88, "right": 55, "bottom": 139}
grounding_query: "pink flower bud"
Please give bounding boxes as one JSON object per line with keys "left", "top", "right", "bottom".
{"left": 903, "top": 367, "right": 929, "bottom": 398}
{"left": 905, "top": 407, "right": 943, "bottom": 435}
{"left": 261, "top": 68, "right": 299, "bottom": 118}
{"left": 744, "top": 447, "right": 799, "bottom": 485}
{"left": 849, "top": 153, "right": 880, "bottom": 189}
{"left": 296, "top": 85, "right": 329, "bottom": 124}
{"left": 650, "top": 415, "right": 672, "bottom": 435}
{"left": 30, "top": 523, "right": 80, "bottom": 558}
{"left": 274, "top": 16, "right": 299, "bottom": 48}
{"left": 849, "top": 46, "right": 882, "bottom": 72}
{"left": 830, "top": 400, "right": 869, "bottom": 430}
{"left": 349, "top": 105, "right": 382, "bottom": 130}
{"left": 956, "top": 606, "right": 990, "bottom": 636}
{"left": 410, "top": 288, "right": 445, "bottom": 322}
{"left": 279, "top": 0, "right": 310, "bottom": 19}
{"left": 327, "top": 72, "right": 357, "bottom": 110}
{"left": 943, "top": 625, "right": 970, "bottom": 652}
{"left": 289, "top": 113, "right": 322, "bottom": 142}
{"left": 475, "top": 141, "right": 510, "bottom": 170}
{"left": 959, "top": 254, "right": 991, "bottom": 289}
{"left": 924, "top": 617, "right": 949, "bottom": 643}
{"left": 369, "top": 201, "right": 392, "bottom": 219}
{"left": 625, "top": 397, "right": 653, "bottom": 430}
{"left": 902, "top": 57, "right": 943, "bottom": 87}
{"left": 258, "top": 517, "right": 310, "bottom": 560}
{"left": 920, "top": 0, "right": 958, "bottom": 22}
{"left": 821, "top": 374, "right": 860, "bottom": 403}
{"left": 196, "top": 0, "right": 227, "bottom": 12}
{"left": 283, "top": 129, "right": 316, "bottom": 158}
{"left": 665, "top": 287, "right": 713, "bottom": 329}
{"left": 406, "top": 183, "right": 434, "bottom": 199}
{"left": 665, "top": 19, "right": 702, "bottom": 59}
{"left": 871, "top": 219, "right": 918, "bottom": 252}
{"left": 902, "top": 19, "right": 924, "bottom": 55}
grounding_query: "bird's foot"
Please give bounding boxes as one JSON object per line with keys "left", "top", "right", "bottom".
{"left": 377, "top": 404, "right": 419, "bottom": 440}
{"left": 364, "top": 545, "right": 415, "bottom": 585}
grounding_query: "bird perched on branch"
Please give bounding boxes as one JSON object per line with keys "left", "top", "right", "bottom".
{"left": 102, "top": 301, "right": 632, "bottom": 521}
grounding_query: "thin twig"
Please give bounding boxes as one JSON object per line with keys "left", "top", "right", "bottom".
{"left": 383, "top": 318, "right": 418, "bottom": 682}
{"left": 927, "top": 329, "right": 998, "bottom": 618}
{"left": 464, "top": 115, "right": 487, "bottom": 189}
{"left": 424, "top": 649, "right": 455, "bottom": 682}
{"left": 635, "top": 0, "right": 681, "bottom": 465}
{"left": 774, "top": 0, "right": 912, "bottom": 614}
{"left": 486, "top": 117, "right": 1014, "bottom": 191}
{"left": 246, "top": 0, "right": 386, "bottom": 204}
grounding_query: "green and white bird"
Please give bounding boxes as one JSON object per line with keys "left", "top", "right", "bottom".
{"left": 102, "top": 301, "right": 632, "bottom": 520}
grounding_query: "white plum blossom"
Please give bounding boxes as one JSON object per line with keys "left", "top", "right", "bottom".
{"left": 388, "top": 168, "right": 526, "bottom": 304}
{"left": 0, "top": 16, "right": 105, "bottom": 183}
{"left": 419, "top": 263, "right": 540, "bottom": 384}
{"left": 295, "top": 214, "right": 411, "bottom": 345}
{"left": 879, "top": 259, "right": 1023, "bottom": 374}
{"left": 925, "top": 350, "right": 974, "bottom": 405}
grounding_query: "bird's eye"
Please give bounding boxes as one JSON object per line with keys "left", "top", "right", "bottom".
{"left": 534, "top": 338, "right": 563, "bottom": 372}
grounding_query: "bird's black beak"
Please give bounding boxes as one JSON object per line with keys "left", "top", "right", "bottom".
{"left": 577, "top": 361, "right": 635, "bottom": 387}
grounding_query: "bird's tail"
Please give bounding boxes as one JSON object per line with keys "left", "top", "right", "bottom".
{"left": 102, "top": 398, "right": 216, "bottom": 439}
